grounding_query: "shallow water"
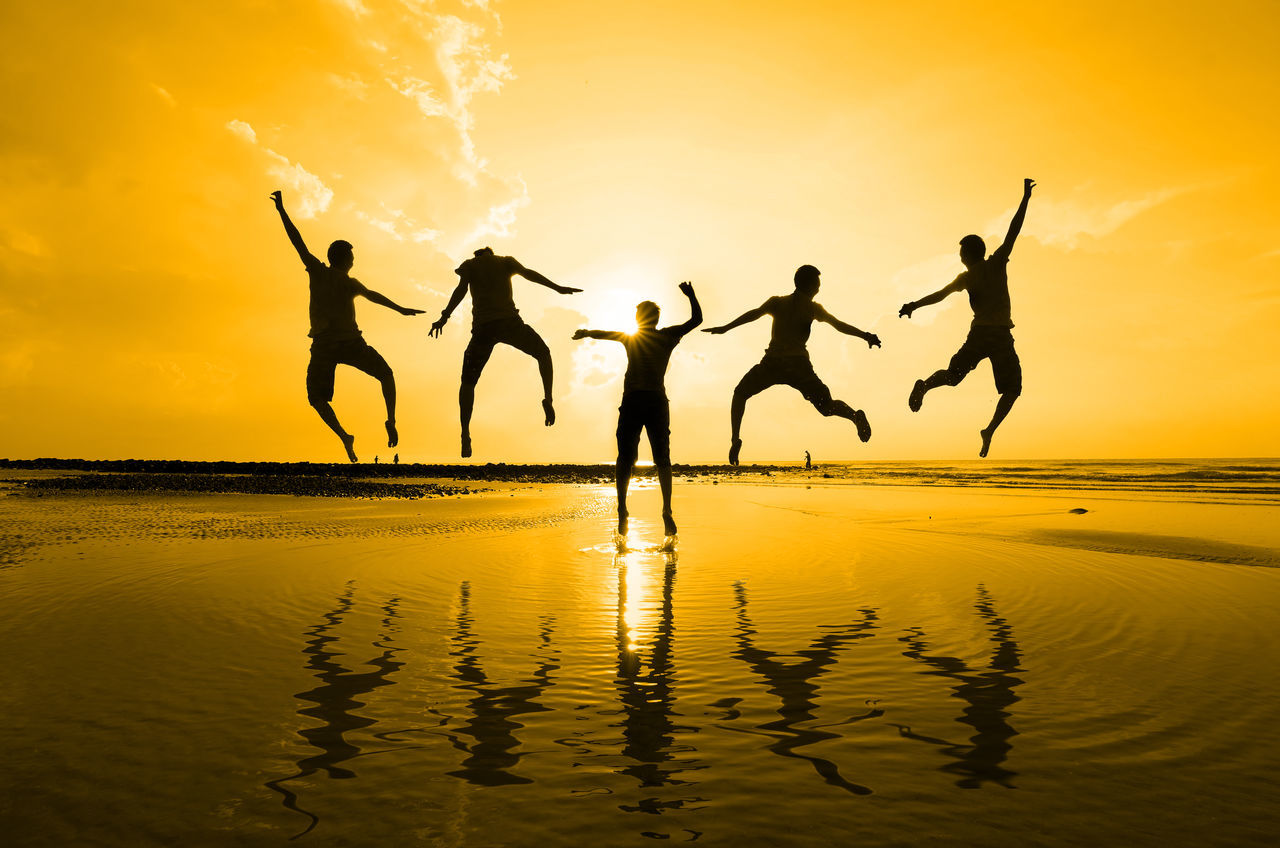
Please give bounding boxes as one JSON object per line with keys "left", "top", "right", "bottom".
{"left": 4, "top": 482, "right": 1280, "bottom": 846}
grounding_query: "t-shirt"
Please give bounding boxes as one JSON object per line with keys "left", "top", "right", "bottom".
{"left": 612, "top": 327, "right": 688, "bottom": 395}
{"left": 957, "top": 246, "right": 1014, "bottom": 329}
{"left": 305, "top": 257, "right": 365, "bottom": 342}
{"left": 455, "top": 253, "right": 523, "bottom": 325}
{"left": 763, "top": 294, "right": 826, "bottom": 357}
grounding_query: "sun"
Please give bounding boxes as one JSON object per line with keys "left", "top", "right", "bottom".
{"left": 578, "top": 263, "right": 669, "bottom": 333}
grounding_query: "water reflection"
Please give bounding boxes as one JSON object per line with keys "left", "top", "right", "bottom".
{"left": 442, "top": 580, "right": 559, "bottom": 786}
{"left": 727, "top": 581, "right": 882, "bottom": 795}
{"left": 265, "top": 581, "right": 407, "bottom": 838}
{"left": 612, "top": 552, "right": 707, "bottom": 821}
{"left": 894, "top": 584, "right": 1024, "bottom": 788}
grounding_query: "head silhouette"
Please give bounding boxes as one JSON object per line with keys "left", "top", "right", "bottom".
{"left": 636, "top": 301, "right": 660, "bottom": 329}
{"left": 474, "top": 247, "right": 495, "bottom": 258}
{"left": 328, "top": 240, "right": 354, "bottom": 272}
{"left": 959, "top": 235, "right": 986, "bottom": 267}
{"left": 794, "top": 264, "right": 821, "bottom": 297}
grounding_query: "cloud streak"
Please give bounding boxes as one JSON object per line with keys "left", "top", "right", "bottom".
{"left": 226, "top": 120, "right": 333, "bottom": 218}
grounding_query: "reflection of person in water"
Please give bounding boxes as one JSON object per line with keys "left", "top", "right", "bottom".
{"left": 574, "top": 282, "right": 702, "bottom": 538}
{"left": 611, "top": 553, "right": 705, "bottom": 819}
{"left": 894, "top": 585, "right": 1024, "bottom": 788}
{"left": 264, "top": 583, "right": 407, "bottom": 837}
{"left": 725, "top": 581, "right": 882, "bottom": 795}
{"left": 441, "top": 581, "right": 558, "bottom": 786}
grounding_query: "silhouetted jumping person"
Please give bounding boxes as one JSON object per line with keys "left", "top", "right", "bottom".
{"left": 430, "top": 248, "right": 581, "bottom": 457}
{"left": 704, "top": 265, "right": 880, "bottom": 465}
{"left": 271, "top": 190, "right": 424, "bottom": 463}
{"left": 573, "top": 282, "right": 702, "bottom": 538}
{"left": 900, "top": 179, "right": 1035, "bottom": 457}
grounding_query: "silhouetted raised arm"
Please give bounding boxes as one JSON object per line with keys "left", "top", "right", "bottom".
{"left": 673, "top": 281, "right": 703, "bottom": 336}
{"left": 430, "top": 280, "right": 469, "bottom": 337}
{"left": 270, "top": 190, "right": 320, "bottom": 269}
{"left": 361, "top": 285, "right": 425, "bottom": 317}
{"left": 515, "top": 261, "right": 582, "bottom": 296}
{"left": 995, "top": 178, "right": 1036, "bottom": 259}
{"left": 899, "top": 278, "right": 965, "bottom": 319}
{"left": 816, "top": 305, "right": 880, "bottom": 348}
{"left": 703, "top": 300, "right": 770, "bottom": 334}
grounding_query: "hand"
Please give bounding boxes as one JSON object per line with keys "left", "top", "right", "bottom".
{"left": 572, "top": 329, "right": 588, "bottom": 340}
{"left": 557, "top": 285, "right": 583, "bottom": 295}
{"left": 678, "top": 281, "right": 695, "bottom": 296}
{"left": 702, "top": 326, "right": 727, "bottom": 334}
{"left": 898, "top": 302, "right": 915, "bottom": 319}
{"left": 429, "top": 318, "right": 447, "bottom": 338}
{"left": 401, "top": 307, "right": 426, "bottom": 316}
{"left": 1024, "top": 178, "right": 1036, "bottom": 194}
{"left": 865, "top": 333, "right": 881, "bottom": 349}
{"left": 270, "top": 190, "right": 283, "bottom": 208}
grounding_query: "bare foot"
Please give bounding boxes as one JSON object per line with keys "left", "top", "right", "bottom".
{"left": 909, "top": 379, "right": 926, "bottom": 412}
{"left": 729, "top": 438, "right": 742, "bottom": 466}
{"left": 852, "top": 409, "right": 871, "bottom": 443}
{"left": 461, "top": 432, "right": 472, "bottom": 458}
{"left": 385, "top": 420, "right": 398, "bottom": 448}
{"left": 979, "top": 427, "right": 994, "bottom": 458}
{"left": 340, "top": 434, "right": 358, "bottom": 463}
{"left": 662, "top": 511, "right": 677, "bottom": 536}
{"left": 617, "top": 508, "right": 628, "bottom": 536}
{"left": 542, "top": 398, "right": 556, "bottom": 426}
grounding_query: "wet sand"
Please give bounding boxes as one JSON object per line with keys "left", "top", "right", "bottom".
{"left": 3, "top": 476, "right": 1280, "bottom": 846}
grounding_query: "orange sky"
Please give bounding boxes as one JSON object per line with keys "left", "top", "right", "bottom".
{"left": 2, "top": 0, "right": 1278, "bottom": 462}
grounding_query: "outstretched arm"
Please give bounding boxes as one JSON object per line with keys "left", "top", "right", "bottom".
{"left": 703, "top": 299, "right": 771, "bottom": 334}
{"left": 270, "top": 190, "right": 320, "bottom": 268}
{"left": 515, "top": 261, "right": 582, "bottom": 295}
{"left": 361, "top": 286, "right": 425, "bottom": 316}
{"left": 995, "top": 178, "right": 1036, "bottom": 259}
{"left": 430, "top": 280, "right": 469, "bottom": 337}
{"left": 672, "top": 281, "right": 703, "bottom": 336}
{"left": 899, "top": 278, "right": 965, "bottom": 319}
{"left": 816, "top": 305, "right": 880, "bottom": 348}
{"left": 572, "top": 329, "right": 626, "bottom": 342}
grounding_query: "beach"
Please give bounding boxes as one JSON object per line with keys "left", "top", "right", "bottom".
{"left": 3, "top": 462, "right": 1280, "bottom": 846}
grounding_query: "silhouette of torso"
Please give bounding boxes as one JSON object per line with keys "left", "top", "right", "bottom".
{"left": 764, "top": 294, "right": 820, "bottom": 356}
{"left": 306, "top": 259, "right": 363, "bottom": 342}
{"left": 622, "top": 328, "right": 682, "bottom": 395}
{"left": 959, "top": 248, "right": 1013, "bottom": 328}
{"left": 456, "top": 254, "right": 522, "bottom": 325}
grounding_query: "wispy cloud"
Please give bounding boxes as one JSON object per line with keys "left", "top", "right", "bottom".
{"left": 989, "top": 185, "right": 1198, "bottom": 250}
{"left": 150, "top": 84, "right": 176, "bottom": 107}
{"left": 226, "top": 120, "right": 333, "bottom": 218}
{"left": 356, "top": 205, "right": 441, "bottom": 243}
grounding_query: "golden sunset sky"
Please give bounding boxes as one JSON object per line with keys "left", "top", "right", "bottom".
{"left": 2, "top": 0, "right": 1277, "bottom": 462}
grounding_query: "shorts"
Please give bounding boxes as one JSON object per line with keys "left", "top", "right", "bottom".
{"left": 947, "top": 326, "right": 1022, "bottom": 395}
{"left": 735, "top": 354, "right": 834, "bottom": 410}
{"left": 463, "top": 317, "right": 549, "bottom": 382}
{"left": 306, "top": 337, "right": 392, "bottom": 403}
{"left": 616, "top": 391, "right": 671, "bottom": 467}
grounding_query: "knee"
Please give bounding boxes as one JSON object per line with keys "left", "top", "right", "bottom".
{"left": 308, "top": 395, "right": 328, "bottom": 409}
{"left": 1003, "top": 385, "right": 1022, "bottom": 401}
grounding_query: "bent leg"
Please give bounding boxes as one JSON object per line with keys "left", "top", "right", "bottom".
{"left": 347, "top": 343, "right": 399, "bottom": 447}
{"left": 509, "top": 323, "right": 556, "bottom": 426}
{"left": 979, "top": 339, "right": 1023, "bottom": 457}
{"left": 460, "top": 336, "right": 496, "bottom": 457}
{"left": 979, "top": 389, "right": 1020, "bottom": 458}
{"left": 730, "top": 364, "right": 773, "bottom": 465}
{"left": 307, "top": 350, "right": 357, "bottom": 462}
{"left": 796, "top": 369, "right": 871, "bottom": 442}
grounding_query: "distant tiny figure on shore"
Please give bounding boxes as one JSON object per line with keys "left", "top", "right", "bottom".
{"left": 271, "top": 191, "right": 424, "bottom": 463}
{"left": 805, "top": 450, "right": 812, "bottom": 470}
{"left": 431, "top": 248, "right": 581, "bottom": 458}
{"left": 704, "top": 265, "right": 880, "bottom": 465}
{"left": 900, "top": 179, "right": 1035, "bottom": 457}
{"left": 573, "top": 282, "right": 702, "bottom": 541}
